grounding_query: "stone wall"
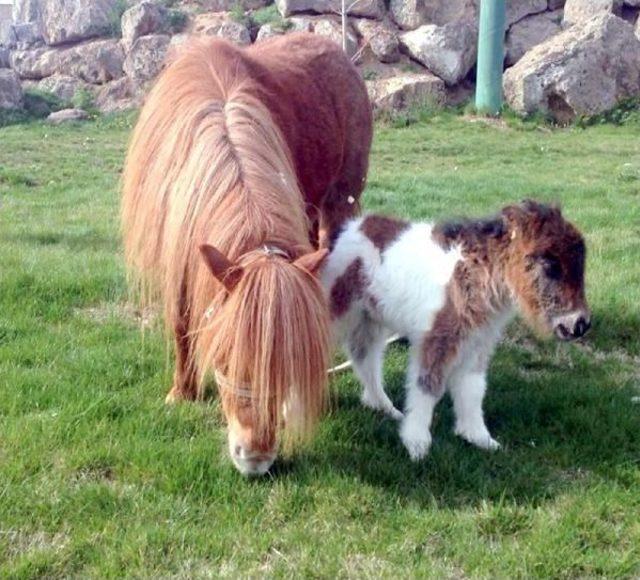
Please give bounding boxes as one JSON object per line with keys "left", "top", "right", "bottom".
{"left": 1, "top": 0, "right": 640, "bottom": 121}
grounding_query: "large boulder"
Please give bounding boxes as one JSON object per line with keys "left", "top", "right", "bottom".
{"left": 367, "top": 71, "right": 445, "bottom": 114}
{"left": 11, "top": 39, "right": 124, "bottom": 84}
{"left": 39, "top": 0, "right": 120, "bottom": 46}
{"left": 123, "top": 33, "right": 170, "bottom": 86}
{"left": 0, "top": 69, "right": 23, "bottom": 109}
{"left": 255, "top": 23, "right": 287, "bottom": 42}
{"left": 190, "top": 13, "right": 251, "bottom": 45}
{"left": 0, "top": 47, "right": 9, "bottom": 68}
{"left": 353, "top": 19, "right": 400, "bottom": 64}
{"left": 504, "top": 14, "right": 640, "bottom": 122}
{"left": 121, "top": 2, "right": 168, "bottom": 50}
{"left": 276, "top": 0, "right": 384, "bottom": 19}
{"left": 563, "top": 0, "right": 622, "bottom": 26}
{"left": 399, "top": 20, "right": 477, "bottom": 85}
{"left": 95, "top": 77, "right": 139, "bottom": 112}
{"left": 505, "top": 9, "right": 562, "bottom": 65}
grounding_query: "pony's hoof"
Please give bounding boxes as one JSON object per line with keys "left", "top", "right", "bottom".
{"left": 400, "top": 421, "right": 431, "bottom": 461}
{"left": 165, "top": 389, "right": 179, "bottom": 405}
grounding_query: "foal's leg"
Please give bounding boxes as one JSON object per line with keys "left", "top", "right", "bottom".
{"left": 346, "top": 313, "right": 402, "bottom": 420}
{"left": 399, "top": 344, "right": 445, "bottom": 460}
{"left": 448, "top": 364, "right": 500, "bottom": 451}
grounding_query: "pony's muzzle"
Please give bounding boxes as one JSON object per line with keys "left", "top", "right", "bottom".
{"left": 553, "top": 310, "right": 591, "bottom": 341}
{"left": 231, "top": 445, "right": 276, "bottom": 476}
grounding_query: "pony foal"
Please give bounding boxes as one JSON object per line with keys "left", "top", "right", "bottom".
{"left": 322, "top": 201, "right": 590, "bottom": 460}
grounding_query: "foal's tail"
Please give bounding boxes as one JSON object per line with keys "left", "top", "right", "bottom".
{"left": 200, "top": 250, "right": 331, "bottom": 446}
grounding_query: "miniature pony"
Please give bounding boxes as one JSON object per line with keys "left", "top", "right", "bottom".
{"left": 122, "top": 34, "right": 372, "bottom": 476}
{"left": 321, "top": 201, "right": 590, "bottom": 460}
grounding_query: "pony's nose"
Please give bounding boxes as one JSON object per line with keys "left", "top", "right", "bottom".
{"left": 231, "top": 445, "right": 276, "bottom": 476}
{"left": 573, "top": 316, "right": 591, "bottom": 338}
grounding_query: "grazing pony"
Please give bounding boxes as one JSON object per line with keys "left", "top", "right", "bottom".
{"left": 122, "top": 34, "right": 372, "bottom": 475}
{"left": 322, "top": 201, "right": 590, "bottom": 460}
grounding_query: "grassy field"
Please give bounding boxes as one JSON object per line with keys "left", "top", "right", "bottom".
{"left": 0, "top": 111, "right": 639, "bottom": 578}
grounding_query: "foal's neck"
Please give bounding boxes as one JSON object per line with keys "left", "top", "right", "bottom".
{"left": 432, "top": 216, "right": 512, "bottom": 309}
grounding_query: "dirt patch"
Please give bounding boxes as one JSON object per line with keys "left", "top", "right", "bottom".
{"left": 1, "top": 529, "right": 69, "bottom": 558}
{"left": 75, "top": 303, "right": 158, "bottom": 328}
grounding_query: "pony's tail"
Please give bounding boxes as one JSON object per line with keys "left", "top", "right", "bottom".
{"left": 198, "top": 252, "right": 331, "bottom": 447}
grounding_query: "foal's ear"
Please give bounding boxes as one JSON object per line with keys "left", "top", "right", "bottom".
{"left": 294, "top": 248, "right": 329, "bottom": 276}
{"left": 199, "top": 244, "right": 243, "bottom": 292}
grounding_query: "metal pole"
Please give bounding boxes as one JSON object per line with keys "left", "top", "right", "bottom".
{"left": 475, "top": 0, "right": 506, "bottom": 115}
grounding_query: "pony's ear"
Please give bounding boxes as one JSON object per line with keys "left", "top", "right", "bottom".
{"left": 294, "top": 248, "right": 329, "bottom": 276}
{"left": 199, "top": 244, "right": 243, "bottom": 292}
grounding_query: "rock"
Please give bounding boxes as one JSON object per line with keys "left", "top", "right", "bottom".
{"left": 256, "top": 23, "right": 288, "bottom": 42}
{"left": 548, "top": 0, "right": 565, "bottom": 8}
{"left": 11, "top": 39, "right": 124, "bottom": 84}
{"left": 0, "top": 47, "right": 9, "bottom": 68}
{"left": 506, "top": 0, "right": 547, "bottom": 26}
{"left": 40, "top": 0, "right": 120, "bottom": 46}
{"left": 47, "top": 108, "right": 90, "bottom": 123}
{"left": 121, "top": 2, "right": 168, "bottom": 50}
{"left": 190, "top": 13, "right": 251, "bottom": 45}
{"left": 636, "top": 14, "right": 640, "bottom": 36}
{"left": 367, "top": 71, "right": 445, "bottom": 113}
{"left": 312, "top": 18, "right": 358, "bottom": 57}
{"left": 506, "top": 9, "right": 562, "bottom": 65}
{"left": 287, "top": 16, "right": 316, "bottom": 32}
{"left": 13, "top": 22, "right": 43, "bottom": 50}
{"left": 354, "top": 19, "right": 400, "bottom": 64}
{"left": 399, "top": 20, "right": 477, "bottom": 85}
{"left": 275, "top": 0, "right": 384, "bottom": 19}
{"left": 124, "top": 34, "right": 170, "bottom": 86}
{"left": 10, "top": 47, "right": 55, "bottom": 79}
{"left": 390, "top": 0, "right": 477, "bottom": 30}
{"left": 563, "top": 0, "right": 622, "bottom": 26}
{"left": 12, "top": 0, "right": 40, "bottom": 24}
{"left": 197, "top": 0, "right": 271, "bottom": 9}
{"left": 0, "top": 69, "right": 23, "bottom": 109}
{"left": 35, "top": 74, "right": 90, "bottom": 102}
{"left": 60, "top": 39, "right": 125, "bottom": 84}
{"left": 504, "top": 14, "right": 640, "bottom": 122}
{"left": 0, "top": 21, "right": 17, "bottom": 49}
{"left": 95, "top": 77, "right": 139, "bottom": 112}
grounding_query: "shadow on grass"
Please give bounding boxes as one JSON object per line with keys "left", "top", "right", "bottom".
{"left": 270, "top": 340, "right": 640, "bottom": 508}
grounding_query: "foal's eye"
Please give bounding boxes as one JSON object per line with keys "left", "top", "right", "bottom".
{"left": 541, "top": 256, "right": 562, "bottom": 280}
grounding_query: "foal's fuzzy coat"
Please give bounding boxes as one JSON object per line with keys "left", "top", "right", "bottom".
{"left": 322, "top": 202, "right": 589, "bottom": 460}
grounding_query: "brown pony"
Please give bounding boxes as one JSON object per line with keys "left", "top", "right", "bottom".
{"left": 121, "top": 33, "right": 372, "bottom": 475}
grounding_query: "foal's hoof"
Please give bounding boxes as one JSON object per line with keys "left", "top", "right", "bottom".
{"left": 360, "top": 392, "right": 404, "bottom": 421}
{"left": 456, "top": 428, "right": 501, "bottom": 451}
{"left": 400, "top": 421, "right": 432, "bottom": 461}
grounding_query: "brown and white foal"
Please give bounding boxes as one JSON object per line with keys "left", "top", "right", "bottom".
{"left": 321, "top": 201, "right": 590, "bottom": 460}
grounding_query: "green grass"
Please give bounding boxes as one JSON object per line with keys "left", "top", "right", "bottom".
{"left": 1, "top": 111, "right": 639, "bottom": 578}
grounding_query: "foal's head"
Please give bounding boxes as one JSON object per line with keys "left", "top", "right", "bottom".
{"left": 501, "top": 201, "right": 590, "bottom": 340}
{"left": 199, "top": 244, "right": 330, "bottom": 476}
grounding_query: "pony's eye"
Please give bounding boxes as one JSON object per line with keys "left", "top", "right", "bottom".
{"left": 541, "top": 256, "right": 562, "bottom": 280}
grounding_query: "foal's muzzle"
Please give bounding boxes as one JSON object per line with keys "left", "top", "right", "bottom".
{"left": 553, "top": 311, "right": 591, "bottom": 341}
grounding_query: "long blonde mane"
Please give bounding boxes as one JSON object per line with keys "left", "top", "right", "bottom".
{"left": 122, "top": 39, "right": 330, "bottom": 444}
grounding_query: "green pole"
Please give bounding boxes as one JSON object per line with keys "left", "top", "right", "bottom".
{"left": 475, "top": 0, "right": 506, "bottom": 115}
